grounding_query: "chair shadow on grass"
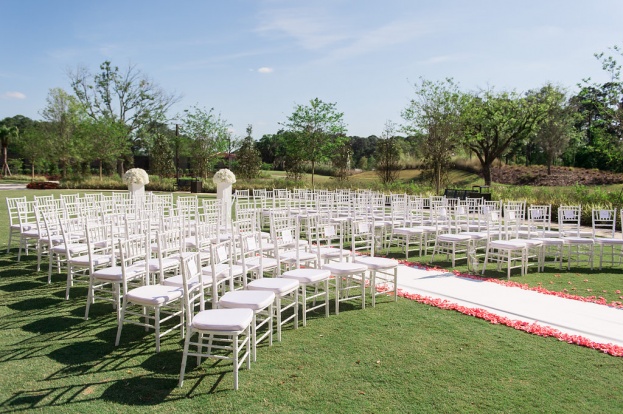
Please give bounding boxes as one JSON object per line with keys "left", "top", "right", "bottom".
{"left": 101, "top": 376, "right": 177, "bottom": 406}
{"left": 8, "top": 297, "right": 63, "bottom": 312}
{"left": 0, "top": 280, "right": 43, "bottom": 293}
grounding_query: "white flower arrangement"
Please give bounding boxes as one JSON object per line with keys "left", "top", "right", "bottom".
{"left": 212, "top": 168, "right": 236, "bottom": 185}
{"left": 123, "top": 168, "right": 150, "bottom": 185}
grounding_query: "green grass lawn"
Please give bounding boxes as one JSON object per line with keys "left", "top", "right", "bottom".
{"left": 1, "top": 189, "right": 622, "bottom": 412}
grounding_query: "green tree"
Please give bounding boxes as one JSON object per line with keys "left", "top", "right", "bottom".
{"left": 402, "top": 78, "right": 464, "bottom": 194}
{"left": 235, "top": 125, "right": 262, "bottom": 180}
{"left": 532, "top": 84, "right": 576, "bottom": 174}
{"left": 69, "top": 61, "right": 179, "bottom": 173}
{"left": 331, "top": 140, "right": 352, "bottom": 181}
{"left": 179, "top": 105, "right": 231, "bottom": 179}
{"left": 461, "top": 89, "right": 546, "bottom": 185}
{"left": 281, "top": 98, "right": 347, "bottom": 186}
{"left": 80, "top": 118, "right": 130, "bottom": 179}
{"left": 17, "top": 123, "right": 50, "bottom": 179}
{"left": 0, "top": 123, "right": 19, "bottom": 176}
{"left": 375, "top": 121, "right": 401, "bottom": 185}
{"left": 257, "top": 133, "right": 284, "bottom": 169}
{"left": 143, "top": 121, "right": 176, "bottom": 178}
{"left": 40, "top": 88, "right": 84, "bottom": 178}
{"left": 277, "top": 131, "right": 306, "bottom": 181}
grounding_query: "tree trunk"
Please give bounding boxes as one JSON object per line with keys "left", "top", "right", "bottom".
{"left": 2, "top": 146, "right": 11, "bottom": 176}
{"left": 482, "top": 161, "right": 492, "bottom": 186}
{"left": 435, "top": 163, "right": 441, "bottom": 195}
{"left": 31, "top": 163, "right": 35, "bottom": 180}
{"left": 547, "top": 157, "right": 552, "bottom": 175}
{"left": 311, "top": 160, "right": 315, "bottom": 187}
{"left": 99, "top": 160, "right": 103, "bottom": 180}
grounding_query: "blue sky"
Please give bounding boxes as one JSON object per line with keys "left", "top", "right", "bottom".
{"left": 1, "top": 0, "right": 622, "bottom": 138}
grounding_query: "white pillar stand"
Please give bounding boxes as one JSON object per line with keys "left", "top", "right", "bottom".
{"left": 128, "top": 183, "right": 145, "bottom": 209}
{"left": 217, "top": 182, "right": 233, "bottom": 231}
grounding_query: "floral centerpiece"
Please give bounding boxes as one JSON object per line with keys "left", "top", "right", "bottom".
{"left": 123, "top": 168, "right": 150, "bottom": 186}
{"left": 212, "top": 168, "right": 236, "bottom": 185}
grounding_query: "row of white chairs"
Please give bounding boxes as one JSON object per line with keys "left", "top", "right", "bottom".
{"left": 5, "top": 192, "right": 402, "bottom": 390}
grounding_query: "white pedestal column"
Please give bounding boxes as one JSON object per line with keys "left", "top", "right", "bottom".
{"left": 128, "top": 183, "right": 145, "bottom": 211}
{"left": 217, "top": 182, "right": 233, "bottom": 231}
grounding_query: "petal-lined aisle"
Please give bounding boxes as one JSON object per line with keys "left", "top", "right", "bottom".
{"left": 392, "top": 263, "right": 623, "bottom": 356}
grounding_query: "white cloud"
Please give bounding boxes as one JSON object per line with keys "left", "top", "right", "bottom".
{"left": 257, "top": 6, "right": 351, "bottom": 50}
{"left": 258, "top": 67, "right": 274, "bottom": 74}
{"left": 3, "top": 91, "right": 26, "bottom": 100}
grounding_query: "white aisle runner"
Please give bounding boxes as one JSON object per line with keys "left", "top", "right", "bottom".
{"left": 395, "top": 264, "right": 623, "bottom": 350}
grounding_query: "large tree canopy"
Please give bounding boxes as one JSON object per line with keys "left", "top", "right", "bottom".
{"left": 69, "top": 61, "right": 180, "bottom": 172}
{"left": 461, "top": 89, "right": 547, "bottom": 185}
{"left": 402, "top": 78, "right": 464, "bottom": 194}
{"left": 179, "top": 105, "right": 231, "bottom": 179}
{"left": 281, "top": 97, "right": 347, "bottom": 186}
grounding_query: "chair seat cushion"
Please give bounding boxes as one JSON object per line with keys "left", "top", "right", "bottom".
{"left": 323, "top": 262, "right": 368, "bottom": 274}
{"left": 69, "top": 254, "right": 112, "bottom": 267}
{"left": 489, "top": 240, "right": 527, "bottom": 250}
{"left": 219, "top": 290, "right": 275, "bottom": 310}
{"left": 310, "top": 246, "right": 349, "bottom": 258}
{"left": 163, "top": 275, "right": 200, "bottom": 289}
{"left": 248, "top": 278, "right": 299, "bottom": 295}
{"left": 562, "top": 237, "right": 595, "bottom": 245}
{"left": 459, "top": 232, "right": 487, "bottom": 240}
{"left": 127, "top": 285, "right": 183, "bottom": 306}
{"left": 192, "top": 308, "right": 254, "bottom": 332}
{"left": 393, "top": 227, "right": 425, "bottom": 235}
{"left": 594, "top": 237, "right": 623, "bottom": 245}
{"left": 22, "top": 229, "right": 40, "bottom": 238}
{"left": 142, "top": 257, "right": 180, "bottom": 272}
{"left": 437, "top": 234, "right": 472, "bottom": 242}
{"left": 238, "top": 256, "right": 278, "bottom": 269}
{"left": 202, "top": 263, "right": 245, "bottom": 279}
{"left": 281, "top": 268, "right": 331, "bottom": 283}
{"left": 92, "top": 265, "right": 144, "bottom": 281}
{"left": 279, "top": 250, "right": 317, "bottom": 262}
{"left": 533, "top": 237, "right": 565, "bottom": 246}
{"left": 520, "top": 239, "right": 543, "bottom": 247}
{"left": 51, "top": 242, "right": 89, "bottom": 255}
{"left": 354, "top": 256, "right": 398, "bottom": 270}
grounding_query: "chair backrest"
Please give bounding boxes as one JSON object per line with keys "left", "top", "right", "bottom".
{"left": 6, "top": 196, "right": 26, "bottom": 227}
{"left": 558, "top": 205, "right": 581, "bottom": 236}
{"left": 270, "top": 211, "right": 299, "bottom": 261}
{"left": 16, "top": 200, "right": 38, "bottom": 229}
{"left": 180, "top": 251, "right": 204, "bottom": 320}
{"left": 85, "top": 221, "right": 113, "bottom": 267}
{"left": 503, "top": 205, "right": 524, "bottom": 239}
{"left": 210, "top": 238, "right": 235, "bottom": 284}
{"left": 118, "top": 235, "right": 148, "bottom": 295}
{"left": 528, "top": 204, "right": 551, "bottom": 236}
{"left": 60, "top": 193, "right": 80, "bottom": 204}
{"left": 34, "top": 195, "right": 55, "bottom": 207}
{"left": 350, "top": 217, "right": 374, "bottom": 257}
{"left": 592, "top": 208, "right": 617, "bottom": 238}
{"left": 504, "top": 200, "right": 526, "bottom": 221}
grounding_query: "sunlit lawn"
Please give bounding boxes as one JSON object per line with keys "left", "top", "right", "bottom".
{"left": 0, "top": 189, "right": 622, "bottom": 412}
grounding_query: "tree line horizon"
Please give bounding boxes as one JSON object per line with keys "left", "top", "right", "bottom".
{"left": 2, "top": 44, "right": 623, "bottom": 191}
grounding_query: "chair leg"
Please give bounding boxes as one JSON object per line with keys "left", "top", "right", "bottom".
{"left": 301, "top": 286, "right": 308, "bottom": 327}
{"left": 84, "top": 279, "right": 93, "bottom": 320}
{"left": 178, "top": 328, "right": 192, "bottom": 387}
{"left": 233, "top": 333, "right": 240, "bottom": 391}
{"left": 115, "top": 297, "right": 128, "bottom": 346}
{"left": 65, "top": 266, "right": 72, "bottom": 300}
{"left": 155, "top": 309, "right": 161, "bottom": 353}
